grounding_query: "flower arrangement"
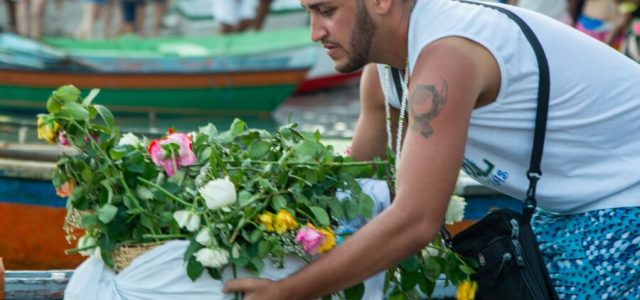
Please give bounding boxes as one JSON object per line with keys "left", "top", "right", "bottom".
{"left": 39, "top": 85, "right": 477, "bottom": 299}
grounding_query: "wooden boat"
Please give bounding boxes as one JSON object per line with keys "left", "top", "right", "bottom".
{"left": 174, "top": 0, "right": 363, "bottom": 94}
{"left": 0, "top": 144, "right": 85, "bottom": 271}
{"left": 0, "top": 27, "right": 316, "bottom": 116}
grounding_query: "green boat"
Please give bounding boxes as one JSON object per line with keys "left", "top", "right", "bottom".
{"left": 0, "top": 27, "right": 316, "bottom": 116}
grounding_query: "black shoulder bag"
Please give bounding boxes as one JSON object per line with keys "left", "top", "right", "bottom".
{"left": 447, "top": 2, "right": 558, "bottom": 299}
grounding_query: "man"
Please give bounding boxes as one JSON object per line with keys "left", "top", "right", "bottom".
{"left": 224, "top": 0, "right": 640, "bottom": 299}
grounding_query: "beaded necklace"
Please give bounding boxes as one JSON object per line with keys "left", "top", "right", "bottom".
{"left": 383, "top": 61, "right": 410, "bottom": 173}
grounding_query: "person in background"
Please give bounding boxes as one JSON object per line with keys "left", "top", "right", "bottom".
{"left": 212, "top": 0, "right": 256, "bottom": 33}
{"left": 223, "top": 0, "right": 640, "bottom": 299}
{"left": 15, "top": 0, "right": 47, "bottom": 39}
{"left": 3, "top": 0, "right": 17, "bottom": 32}
{"left": 116, "top": 0, "right": 145, "bottom": 36}
{"left": 574, "top": 0, "right": 627, "bottom": 48}
{"left": 75, "top": 0, "right": 117, "bottom": 39}
{"left": 508, "top": 0, "right": 571, "bottom": 23}
{"left": 620, "top": 0, "right": 640, "bottom": 61}
{"left": 253, "top": 0, "right": 273, "bottom": 31}
{"left": 149, "top": 0, "right": 168, "bottom": 36}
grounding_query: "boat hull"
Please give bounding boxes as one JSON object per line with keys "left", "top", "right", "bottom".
{"left": 0, "top": 68, "right": 308, "bottom": 115}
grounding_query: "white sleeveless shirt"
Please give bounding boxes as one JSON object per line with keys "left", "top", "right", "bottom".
{"left": 379, "top": 0, "right": 640, "bottom": 213}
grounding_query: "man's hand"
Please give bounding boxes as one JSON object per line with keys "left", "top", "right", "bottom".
{"left": 223, "top": 278, "right": 288, "bottom": 300}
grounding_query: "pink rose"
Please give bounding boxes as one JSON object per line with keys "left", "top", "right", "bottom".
{"left": 295, "top": 225, "right": 326, "bottom": 255}
{"left": 58, "top": 131, "right": 70, "bottom": 146}
{"left": 148, "top": 131, "right": 196, "bottom": 176}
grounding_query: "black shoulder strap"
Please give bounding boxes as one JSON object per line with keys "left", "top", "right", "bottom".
{"left": 390, "top": 67, "right": 404, "bottom": 101}
{"left": 456, "top": 1, "right": 550, "bottom": 222}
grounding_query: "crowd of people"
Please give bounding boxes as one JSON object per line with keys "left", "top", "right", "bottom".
{"left": 3, "top": 0, "right": 640, "bottom": 62}
{"left": 1, "top": 0, "right": 275, "bottom": 39}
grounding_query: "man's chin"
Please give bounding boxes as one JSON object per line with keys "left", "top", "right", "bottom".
{"left": 334, "top": 60, "right": 362, "bottom": 74}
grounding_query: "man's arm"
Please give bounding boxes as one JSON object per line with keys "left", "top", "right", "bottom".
{"left": 223, "top": 37, "right": 500, "bottom": 300}
{"left": 349, "top": 64, "right": 399, "bottom": 161}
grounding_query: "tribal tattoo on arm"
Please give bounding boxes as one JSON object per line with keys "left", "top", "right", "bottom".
{"left": 409, "top": 80, "right": 448, "bottom": 139}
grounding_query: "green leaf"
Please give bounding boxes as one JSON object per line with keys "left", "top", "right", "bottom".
{"left": 357, "top": 193, "right": 374, "bottom": 218}
{"left": 94, "top": 104, "right": 115, "bottom": 129}
{"left": 417, "top": 274, "right": 437, "bottom": 297}
{"left": 424, "top": 256, "right": 442, "bottom": 282}
{"left": 459, "top": 264, "right": 476, "bottom": 275}
{"left": 399, "top": 255, "right": 419, "bottom": 272}
{"left": 186, "top": 256, "right": 205, "bottom": 281}
{"left": 97, "top": 203, "right": 118, "bottom": 224}
{"left": 82, "top": 88, "right": 100, "bottom": 106}
{"left": 328, "top": 197, "right": 346, "bottom": 220}
{"left": 248, "top": 140, "right": 271, "bottom": 159}
{"left": 54, "top": 85, "right": 81, "bottom": 102}
{"left": 293, "top": 140, "right": 324, "bottom": 162}
{"left": 81, "top": 214, "right": 99, "bottom": 228}
{"left": 309, "top": 206, "right": 330, "bottom": 226}
{"left": 199, "top": 123, "right": 218, "bottom": 140}
{"left": 64, "top": 101, "right": 89, "bottom": 121}
{"left": 237, "top": 190, "right": 253, "bottom": 206}
{"left": 248, "top": 229, "right": 262, "bottom": 243}
{"left": 250, "top": 256, "right": 265, "bottom": 274}
{"left": 206, "top": 268, "right": 222, "bottom": 280}
{"left": 343, "top": 200, "right": 359, "bottom": 220}
{"left": 46, "top": 96, "right": 62, "bottom": 113}
{"left": 184, "top": 239, "right": 203, "bottom": 262}
{"left": 272, "top": 195, "right": 287, "bottom": 211}
{"left": 136, "top": 186, "right": 154, "bottom": 200}
{"left": 257, "top": 240, "right": 271, "bottom": 258}
{"left": 344, "top": 283, "right": 365, "bottom": 300}
{"left": 229, "top": 118, "right": 247, "bottom": 136}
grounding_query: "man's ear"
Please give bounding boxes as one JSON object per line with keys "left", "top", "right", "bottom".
{"left": 372, "top": 0, "right": 393, "bottom": 15}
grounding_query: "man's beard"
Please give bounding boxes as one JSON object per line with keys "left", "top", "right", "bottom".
{"left": 336, "top": 1, "right": 376, "bottom": 73}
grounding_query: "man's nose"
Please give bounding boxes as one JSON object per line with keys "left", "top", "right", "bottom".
{"left": 310, "top": 17, "right": 328, "bottom": 42}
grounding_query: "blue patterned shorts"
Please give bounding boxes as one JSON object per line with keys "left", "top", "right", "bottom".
{"left": 531, "top": 206, "right": 640, "bottom": 299}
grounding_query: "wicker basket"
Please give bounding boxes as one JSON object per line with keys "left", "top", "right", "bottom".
{"left": 113, "top": 242, "right": 165, "bottom": 273}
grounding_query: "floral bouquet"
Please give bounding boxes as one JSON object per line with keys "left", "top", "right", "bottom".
{"left": 39, "top": 85, "right": 477, "bottom": 299}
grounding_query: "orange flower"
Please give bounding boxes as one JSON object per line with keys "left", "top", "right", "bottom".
{"left": 56, "top": 180, "right": 76, "bottom": 197}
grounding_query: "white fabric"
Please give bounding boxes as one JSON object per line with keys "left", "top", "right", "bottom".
{"left": 517, "top": 0, "right": 568, "bottom": 21}
{"left": 64, "top": 241, "right": 307, "bottom": 300}
{"left": 211, "top": 0, "right": 257, "bottom": 25}
{"left": 65, "top": 179, "right": 392, "bottom": 300}
{"left": 381, "top": 0, "right": 640, "bottom": 213}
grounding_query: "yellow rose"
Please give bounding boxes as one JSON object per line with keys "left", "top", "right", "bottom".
{"left": 456, "top": 280, "right": 478, "bottom": 300}
{"left": 37, "top": 116, "right": 61, "bottom": 144}
{"left": 258, "top": 212, "right": 275, "bottom": 232}
{"left": 317, "top": 227, "right": 336, "bottom": 253}
{"left": 274, "top": 209, "right": 298, "bottom": 234}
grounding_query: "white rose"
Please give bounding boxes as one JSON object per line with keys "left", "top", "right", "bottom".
{"left": 194, "top": 247, "right": 229, "bottom": 268}
{"left": 444, "top": 195, "right": 466, "bottom": 225}
{"left": 173, "top": 210, "right": 201, "bottom": 232}
{"left": 117, "top": 132, "right": 140, "bottom": 147}
{"left": 196, "top": 227, "right": 213, "bottom": 246}
{"left": 77, "top": 234, "right": 96, "bottom": 256}
{"left": 199, "top": 177, "right": 236, "bottom": 210}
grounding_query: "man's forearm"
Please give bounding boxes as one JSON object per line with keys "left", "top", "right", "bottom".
{"left": 278, "top": 204, "right": 439, "bottom": 299}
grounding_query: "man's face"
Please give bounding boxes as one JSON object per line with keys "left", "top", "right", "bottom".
{"left": 303, "top": 0, "right": 377, "bottom": 73}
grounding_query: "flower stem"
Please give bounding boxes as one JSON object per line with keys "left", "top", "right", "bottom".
{"left": 142, "top": 234, "right": 189, "bottom": 240}
{"left": 137, "top": 177, "right": 192, "bottom": 207}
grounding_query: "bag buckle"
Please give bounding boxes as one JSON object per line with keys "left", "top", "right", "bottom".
{"left": 510, "top": 219, "right": 526, "bottom": 267}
